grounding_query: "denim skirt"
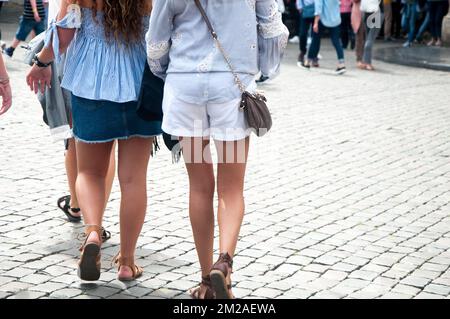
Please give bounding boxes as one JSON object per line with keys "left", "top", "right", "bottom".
{"left": 71, "top": 94, "right": 162, "bottom": 143}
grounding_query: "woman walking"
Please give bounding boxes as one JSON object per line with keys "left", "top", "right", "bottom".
{"left": 41, "top": 0, "right": 115, "bottom": 231}
{"left": 304, "top": 0, "right": 347, "bottom": 74}
{"left": 27, "top": 0, "right": 161, "bottom": 281}
{"left": 359, "top": 0, "right": 384, "bottom": 70}
{"left": 148, "top": 0, "right": 288, "bottom": 299}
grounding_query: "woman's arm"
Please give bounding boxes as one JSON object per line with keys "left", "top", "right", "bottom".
{"left": 38, "top": 0, "right": 77, "bottom": 64}
{"left": 146, "top": 0, "right": 173, "bottom": 79}
{"left": 26, "top": 0, "right": 81, "bottom": 93}
{"left": 313, "top": 0, "right": 322, "bottom": 33}
{"left": 0, "top": 54, "right": 12, "bottom": 115}
{"left": 256, "top": 0, "right": 289, "bottom": 78}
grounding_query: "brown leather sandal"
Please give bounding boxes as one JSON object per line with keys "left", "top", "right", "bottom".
{"left": 113, "top": 253, "right": 144, "bottom": 282}
{"left": 189, "top": 275, "right": 216, "bottom": 299}
{"left": 78, "top": 225, "right": 102, "bottom": 281}
{"left": 210, "top": 253, "right": 234, "bottom": 299}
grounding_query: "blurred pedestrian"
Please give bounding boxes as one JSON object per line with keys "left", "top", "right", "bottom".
{"left": 360, "top": 0, "right": 385, "bottom": 70}
{"left": 297, "top": 0, "right": 316, "bottom": 66}
{"left": 384, "top": 0, "right": 395, "bottom": 41}
{"left": 402, "top": 0, "right": 418, "bottom": 47}
{"left": 427, "top": 0, "right": 449, "bottom": 46}
{"left": 415, "top": 1, "right": 430, "bottom": 43}
{"left": 391, "top": 0, "right": 403, "bottom": 38}
{"left": 4, "top": 0, "right": 46, "bottom": 57}
{"left": 304, "top": 0, "right": 347, "bottom": 74}
{"left": 352, "top": 0, "right": 367, "bottom": 68}
{"left": 341, "top": 0, "right": 356, "bottom": 49}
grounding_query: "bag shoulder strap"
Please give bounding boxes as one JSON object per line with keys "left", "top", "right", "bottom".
{"left": 193, "top": 0, "right": 246, "bottom": 93}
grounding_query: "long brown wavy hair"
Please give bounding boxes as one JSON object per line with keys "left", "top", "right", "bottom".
{"left": 91, "top": 0, "right": 151, "bottom": 44}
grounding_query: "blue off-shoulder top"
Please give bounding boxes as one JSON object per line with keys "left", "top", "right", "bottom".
{"left": 45, "top": 7, "right": 148, "bottom": 103}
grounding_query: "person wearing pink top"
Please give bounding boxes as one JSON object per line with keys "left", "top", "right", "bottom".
{"left": 340, "top": 0, "right": 355, "bottom": 49}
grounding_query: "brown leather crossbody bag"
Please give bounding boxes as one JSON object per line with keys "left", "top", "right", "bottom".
{"left": 194, "top": 0, "right": 273, "bottom": 137}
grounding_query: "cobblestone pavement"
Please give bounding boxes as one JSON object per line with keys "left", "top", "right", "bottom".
{"left": 1, "top": 9, "right": 450, "bottom": 299}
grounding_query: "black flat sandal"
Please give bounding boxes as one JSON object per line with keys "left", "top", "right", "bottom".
{"left": 57, "top": 195, "right": 82, "bottom": 223}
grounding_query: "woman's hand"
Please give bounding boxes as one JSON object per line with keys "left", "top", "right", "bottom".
{"left": 26, "top": 64, "right": 52, "bottom": 94}
{"left": 0, "top": 80, "right": 12, "bottom": 115}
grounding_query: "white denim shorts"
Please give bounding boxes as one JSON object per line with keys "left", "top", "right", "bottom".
{"left": 162, "top": 84, "right": 254, "bottom": 141}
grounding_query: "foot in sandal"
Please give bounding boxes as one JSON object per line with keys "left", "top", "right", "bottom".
{"left": 357, "top": 61, "right": 366, "bottom": 69}
{"left": 113, "top": 254, "right": 144, "bottom": 281}
{"left": 57, "top": 195, "right": 82, "bottom": 222}
{"left": 190, "top": 275, "right": 216, "bottom": 299}
{"left": 210, "top": 253, "right": 235, "bottom": 299}
{"left": 78, "top": 225, "right": 102, "bottom": 281}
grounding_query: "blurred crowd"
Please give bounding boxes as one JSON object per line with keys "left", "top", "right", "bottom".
{"left": 274, "top": 0, "right": 449, "bottom": 74}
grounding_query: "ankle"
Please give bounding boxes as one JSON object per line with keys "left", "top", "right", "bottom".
{"left": 87, "top": 230, "right": 100, "bottom": 244}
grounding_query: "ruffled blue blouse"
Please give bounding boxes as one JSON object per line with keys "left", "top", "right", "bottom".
{"left": 45, "top": 7, "right": 148, "bottom": 103}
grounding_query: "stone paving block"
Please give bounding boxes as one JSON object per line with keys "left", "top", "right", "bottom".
{"left": 285, "top": 255, "right": 313, "bottom": 266}
{"left": 310, "top": 290, "right": 345, "bottom": 299}
{"left": 123, "top": 285, "right": 154, "bottom": 298}
{"left": 72, "top": 295, "right": 102, "bottom": 299}
{"left": 79, "top": 286, "right": 120, "bottom": 298}
{"left": 109, "top": 293, "right": 137, "bottom": 299}
{"left": 331, "top": 262, "right": 360, "bottom": 272}
{"left": 237, "top": 280, "right": 266, "bottom": 290}
{"left": 252, "top": 287, "right": 283, "bottom": 299}
{"left": 148, "top": 288, "right": 180, "bottom": 299}
{"left": 380, "top": 292, "right": 413, "bottom": 299}
{"left": 0, "top": 281, "right": 33, "bottom": 293}
{"left": 29, "top": 282, "right": 67, "bottom": 293}
{"left": 7, "top": 291, "right": 46, "bottom": 299}
{"left": 414, "top": 292, "right": 445, "bottom": 299}
{"left": 272, "top": 264, "right": 300, "bottom": 276}
{"left": 400, "top": 276, "right": 432, "bottom": 288}
{"left": 423, "top": 283, "right": 450, "bottom": 296}
{"left": 391, "top": 284, "right": 421, "bottom": 296}
{"left": 278, "top": 288, "right": 313, "bottom": 299}
{"left": 322, "top": 270, "right": 348, "bottom": 281}
{"left": 49, "top": 288, "right": 82, "bottom": 299}
{"left": 348, "top": 270, "right": 379, "bottom": 281}
{"left": 20, "top": 274, "right": 51, "bottom": 285}
{"left": 3, "top": 267, "right": 36, "bottom": 278}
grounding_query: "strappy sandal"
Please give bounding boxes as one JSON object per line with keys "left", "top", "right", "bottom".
{"left": 78, "top": 225, "right": 102, "bottom": 281}
{"left": 113, "top": 253, "right": 144, "bottom": 282}
{"left": 100, "top": 228, "right": 111, "bottom": 243}
{"left": 189, "top": 275, "right": 216, "bottom": 299}
{"left": 57, "top": 195, "right": 81, "bottom": 223}
{"left": 210, "top": 253, "right": 234, "bottom": 299}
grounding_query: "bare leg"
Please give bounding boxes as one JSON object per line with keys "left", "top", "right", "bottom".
{"left": 10, "top": 38, "right": 20, "bottom": 49}
{"left": 183, "top": 138, "right": 215, "bottom": 298}
{"left": 76, "top": 141, "right": 114, "bottom": 244}
{"left": 214, "top": 137, "right": 250, "bottom": 297}
{"left": 65, "top": 138, "right": 81, "bottom": 216}
{"left": 66, "top": 140, "right": 116, "bottom": 215}
{"left": 104, "top": 141, "right": 116, "bottom": 208}
{"left": 116, "top": 137, "right": 152, "bottom": 278}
